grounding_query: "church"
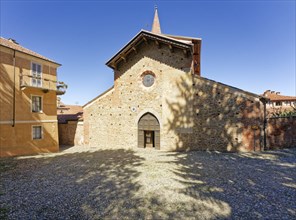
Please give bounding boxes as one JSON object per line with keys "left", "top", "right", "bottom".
{"left": 83, "top": 8, "right": 266, "bottom": 152}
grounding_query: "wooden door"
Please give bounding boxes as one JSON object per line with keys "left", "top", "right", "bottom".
{"left": 138, "top": 130, "right": 144, "bottom": 148}
{"left": 154, "top": 131, "right": 160, "bottom": 149}
{"left": 138, "top": 113, "right": 160, "bottom": 149}
{"left": 145, "top": 131, "right": 154, "bottom": 148}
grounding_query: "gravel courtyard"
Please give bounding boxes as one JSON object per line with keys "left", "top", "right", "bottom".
{"left": 1, "top": 146, "right": 296, "bottom": 219}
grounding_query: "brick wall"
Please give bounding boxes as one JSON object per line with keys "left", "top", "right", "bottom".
{"left": 174, "top": 76, "right": 264, "bottom": 152}
{"left": 84, "top": 42, "right": 192, "bottom": 150}
{"left": 83, "top": 41, "right": 265, "bottom": 152}
{"left": 267, "top": 117, "right": 296, "bottom": 149}
{"left": 58, "top": 121, "right": 84, "bottom": 146}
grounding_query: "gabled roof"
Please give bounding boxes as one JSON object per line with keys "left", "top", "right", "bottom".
{"left": 196, "top": 75, "right": 263, "bottom": 99}
{"left": 0, "top": 37, "right": 61, "bottom": 66}
{"left": 106, "top": 30, "right": 200, "bottom": 69}
{"left": 163, "top": 34, "right": 202, "bottom": 43}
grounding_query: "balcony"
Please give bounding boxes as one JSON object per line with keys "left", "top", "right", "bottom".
{"left": 20, "top": 74, "right": 67, "bottom": 95}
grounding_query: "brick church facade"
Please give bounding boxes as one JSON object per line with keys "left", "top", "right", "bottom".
{"left": 83, "top": 8, "right": 267, "bottom": 152}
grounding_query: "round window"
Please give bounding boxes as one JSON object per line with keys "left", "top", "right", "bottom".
{"left": 142, "top": 74, "right": 155, "bottom": 87}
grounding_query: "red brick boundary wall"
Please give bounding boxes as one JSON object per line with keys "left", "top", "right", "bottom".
{"left": 266, "top": 116, "right": 296, "bottom": 149}
{"left": 58, "top": 121, "right": 84, "bottom": 146}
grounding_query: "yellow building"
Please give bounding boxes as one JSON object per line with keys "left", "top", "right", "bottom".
{"left": 0, "top": 37, "right": 66, "bottom": 157}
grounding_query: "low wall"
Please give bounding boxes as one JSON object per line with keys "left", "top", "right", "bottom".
{"left": 267, "top": 117, "right": 296, "bottom": 149}
{"left": 58, "top": 121, "right": 84, "bottom": 146}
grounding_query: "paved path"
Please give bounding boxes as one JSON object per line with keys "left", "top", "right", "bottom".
{"left": 1, "top": 147, "right": 296, "bottom": 219}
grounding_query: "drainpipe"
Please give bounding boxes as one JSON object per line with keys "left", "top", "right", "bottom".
{"left": 260, "top": 97, "right": 267, "bottom": 151}
{"left": 263, "top": 100, "right": 267, "bottom": 151}
{"left": 12, "top": 50, "right": 16, "bottom": 127}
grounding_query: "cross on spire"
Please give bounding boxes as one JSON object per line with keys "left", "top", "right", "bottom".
{"left": 151, "top": 6, "right": 161, "bottom": 34}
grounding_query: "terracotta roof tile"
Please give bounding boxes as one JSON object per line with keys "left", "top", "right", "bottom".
{"left": 0, "top": 37, "right": 60, "bottom": 65}
{"left": 262, "top": 90, "right": 296, "bottom": 101}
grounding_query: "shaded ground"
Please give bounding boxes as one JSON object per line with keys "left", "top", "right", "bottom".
{"left": 0, "top": 147, "right": 295, "bottom": 219}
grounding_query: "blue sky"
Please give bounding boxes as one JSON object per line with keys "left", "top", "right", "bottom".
{"left": 1, "top": 0, "right": 295, "bottom": 105}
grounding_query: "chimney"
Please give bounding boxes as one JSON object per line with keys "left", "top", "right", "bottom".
{"left": 263, "top": 90, "right": 271, "bottom": 96}
{"left": 8, "top": 38, "right": 19, "bottom": 45}
{"left": 57, "top": 97, "right": 61, "bottom": 107}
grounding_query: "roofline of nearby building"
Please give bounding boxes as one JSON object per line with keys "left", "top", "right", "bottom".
{"left": 105, "top": 29, "right": 194, "bottom": 68}
{"left": 0, "top": 42, "right": 61, "bottom": 66}
{"left": 83, "top": 86, "right": 114, "bottom": 109}
{"left": 163, "top": 33, "right": 202, "bottom": 41}
{"left": 57, "top": 104, "right": 83, "bottom": 109}
{"left": 196, "top": 75, "right": 266, "bottom": 100}
{"left": 268, "top": 97, "right": 296, "bottom": 101}
{"left": 261, "top": 90, "right": 296, "bottom": 102}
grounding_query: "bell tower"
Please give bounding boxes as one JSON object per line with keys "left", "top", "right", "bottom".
{"left": 151, "top": 6, "right": 161, "bottom": 34}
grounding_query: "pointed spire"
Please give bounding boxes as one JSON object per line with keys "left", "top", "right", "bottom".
{"left": 152, "top": 6, "right": 161, "bottom": 34}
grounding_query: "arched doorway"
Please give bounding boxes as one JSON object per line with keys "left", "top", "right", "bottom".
{"left": 138, "top": 113, "right": 160, "bottom": 149}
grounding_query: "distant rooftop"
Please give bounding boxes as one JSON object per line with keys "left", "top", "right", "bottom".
{"left": 57, "top": 104, "right": 83, "bottom": 123}
{"left": 263, "top": 90, "right": 296, "bottom": 102}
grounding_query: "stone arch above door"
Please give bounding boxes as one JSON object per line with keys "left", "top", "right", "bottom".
{"left": 138, "top": 112, "right": 160, "bottom": 149}
{"left": 135, "top": 109, "right": 162, "bottom": 128}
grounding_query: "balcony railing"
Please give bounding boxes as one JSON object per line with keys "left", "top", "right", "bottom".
{"left": 20, "top": 74, "right": 67, "bottom": 95}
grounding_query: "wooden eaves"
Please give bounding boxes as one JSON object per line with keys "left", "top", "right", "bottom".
{"left": 105, "top": 30, "right": 198, "bottom": 70}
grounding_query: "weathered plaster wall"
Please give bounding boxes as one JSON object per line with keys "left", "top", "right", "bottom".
{"left": 0, "top": 122, "right": 58, "bottom": 157}
{"left": 0, "top": 46, "right": 59, "bottom": 157}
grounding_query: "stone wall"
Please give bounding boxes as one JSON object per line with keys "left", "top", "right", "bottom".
{"left": 166, "top": 76, "right": 264, "bottom": 152}
{"left": 267, "top": 117, "right": 296, "bottom": 149}
{"left": 84, "top": 42, "right": 192, "bottom": 150}
{"left": 84, "top": 41, "right": 264, "bottom": 152}
{"left": 58, "top": 121, "right": 84, "bottom": 146}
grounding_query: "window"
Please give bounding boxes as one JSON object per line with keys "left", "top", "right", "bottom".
{"left": 142, "top": 71, "right": 155, "bottom": 87}
{"left": 275, "top": 101, "right": 282, "bottom": 106}
{"left": 32, "top": 96, "right": 42, "bottom": 112}
{"left": 32, "top": 126, "right": 42, "bottom": 140}
{"left": 31, "top": 62, "right": 42, "bottom": 87}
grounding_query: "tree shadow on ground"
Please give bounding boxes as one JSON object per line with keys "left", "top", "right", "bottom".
{"left": 1, "top": 149, "right": 143, "bottom": 219}
{"left": 170, "top": 148, "right": 296, "bottom": 219}
{"left": 0, "top": 149, "right": 230, "bottom": 219}
{"left": 1, "top": 148, "right": 295, "bottom": 219}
